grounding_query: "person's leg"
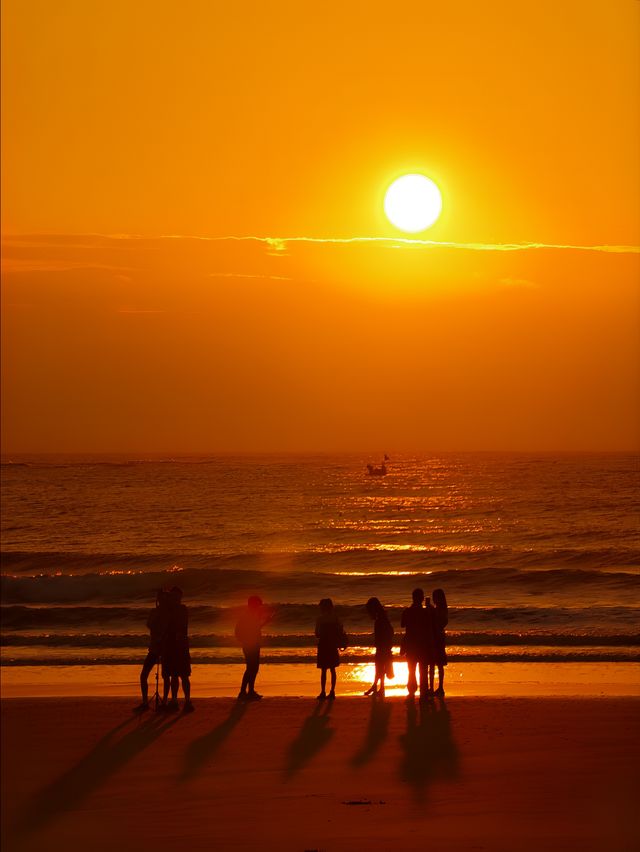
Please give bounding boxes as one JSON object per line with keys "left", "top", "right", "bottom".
{"left": 428, "top": 663, "right": 435, "bottom": 692}
{"left": 171, "top": 676, "right": 179, "bottom": 700}
{"left": 379, "top": 672, "right": 386, "bottom": 696}
{"left": 329, "top": 667, "right": 336, "bottom": 695}
{"left": 417, "top": 659, "right": 427, "bottom": 697}
{"left": 139, "top": 653, "right": 155, "bottom": 704}
{"left": 181, "top": 676, "right": 194, "bottom": 710}
{"left": 407, "top": 657, "right": 417, "bottom": 695}
{"left": 247, "top": 649, "right": 261, "bottom": 696}
{"left": 436, "top": 665, "right": 445, "bottom": 693}
{"left": 162, "top": 675, "right": 171, "bottom": 703}
{"left": 240, "top": 649, "right": 251, "bottom": 695}
{"left": 320, "top": 668, "right": 327, "bottom": 695}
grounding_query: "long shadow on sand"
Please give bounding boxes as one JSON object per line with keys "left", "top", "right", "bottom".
{"left": 350, "top": 695, "right": 392, "bottom": 767}
{"left": 284, "top": 699, "right": 334, "bottom": 779}
{"left": 399, "top": 697, "right": 459, "bottom": 802}
{"left": 12, "top": 711, "right": 181, "bottom": 838}
{"left": 180, "top": 698, "right": 247, "bottom": 782}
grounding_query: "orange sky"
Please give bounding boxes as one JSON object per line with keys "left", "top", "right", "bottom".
{"left": 2, "top": 0, "right": 639, "bottom": 453}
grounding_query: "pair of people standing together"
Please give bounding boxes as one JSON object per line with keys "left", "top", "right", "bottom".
{"left": 362, "top": 588, "right": 448, "bottom": 699}
{"left": 400, "top": 587, "right": 448, "bottom": 698}
{"left": 136, "top": 586, "right": 193, "bottom": 713}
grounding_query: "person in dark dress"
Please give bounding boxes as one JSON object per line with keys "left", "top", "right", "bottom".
{"left": 364, "top": 597, "right": 394, "bottom": 698}
{"left": 162, "top": 586, "right": 193, "bottom": 712}
{"left": 424, "top": 595, "right": 436, "bottom": 694}
{"left": 235, "top": 595, "right": 274, "bottom": 701}
{"left": 401, "top": 587, "right": 432, "bottom": 699}
{"left": 134, "top": 588, "right": 171, "bottom": 712}
{"left": 432, "top": 587, "right": 448, "bottom": 696}
{"left": 315, "top": 598, "right": 348, "bottom": 700}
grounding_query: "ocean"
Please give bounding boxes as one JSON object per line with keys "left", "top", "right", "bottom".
{"left": 1, "top": 453, "right": 639, "bottom": 669}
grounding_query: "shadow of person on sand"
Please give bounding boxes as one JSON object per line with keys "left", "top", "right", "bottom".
{"left": 13, "top": 712, "right": 181, "bottom": 839}
{"left": 351, "top": 695, "right": 392, "bottom": 768}
{"left": 284, "top": 700, "right": 334, "bottom": 780}
{"left": 399, "top": 697, "right": 459, "bottom": 802}
{"left": 180, "top": 698, "right": 247, "bottom": 782}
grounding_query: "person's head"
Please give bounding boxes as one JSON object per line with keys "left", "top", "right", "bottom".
{"left": 155, "top": 588, "right": 166, "bottom": 607}
{"left": 170, "top": 586, "right": 183, "bottom": 605}
{"left": 319, "top": 598, "right": 333, "bottom": 614}
{"left": 365, "top": 597, "right": 383, "bottom": 619}
{"left": 412, "top": 588, "right": 424, "bottom": 605}
{"left": 248, "top": 595, "right": 263, "bottom": 611}
{"left": 432, "top": 588, "right": 447, "bottom": 609}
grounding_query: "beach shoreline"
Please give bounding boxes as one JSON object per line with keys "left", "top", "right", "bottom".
{"left": 2, "top": 660, "right": 639, "bottom": 699}
{"left": 2, "top": 695, "right": 639, "bottom": 852}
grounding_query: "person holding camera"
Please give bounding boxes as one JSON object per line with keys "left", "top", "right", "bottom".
{"left": 235, "top": 595, "right": 274, "bottom": 701}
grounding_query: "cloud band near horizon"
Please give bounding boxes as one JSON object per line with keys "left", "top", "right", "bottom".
{"left": 2, "top": 234, "right": 639, "bottom": 254}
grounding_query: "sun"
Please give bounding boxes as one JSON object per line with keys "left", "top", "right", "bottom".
{"left": 384, "top": 173, "right": 442, "bottom": 233}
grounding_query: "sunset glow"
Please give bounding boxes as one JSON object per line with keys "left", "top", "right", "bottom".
{"left": 2, "top": 2, "right": 639, "bottom": 454}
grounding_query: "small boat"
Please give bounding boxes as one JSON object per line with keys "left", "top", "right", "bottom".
{"left": 367, "top": 463, "right": 387, "bottom": 477}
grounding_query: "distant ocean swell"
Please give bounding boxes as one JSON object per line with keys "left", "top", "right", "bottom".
{"left": 3, "top": 547, "right": 639, "bottom": 575}
{"left": 2, "top": 604, "right": 639, "bottom": 633}
{"left": 2, "top": 564, "right": 638, "bottom": 608}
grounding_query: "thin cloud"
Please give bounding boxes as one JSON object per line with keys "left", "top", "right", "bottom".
{"left": 197, "top": 236, "right": 640, "bottom": 254}
{"left": 207, "top": 272, "right": 292, "bottom": 281}
{"left": 1, "top": 259, "right": 136, "bottom": 273}
{"left": 3, "top": 233, "right": 638, "bottom": 256}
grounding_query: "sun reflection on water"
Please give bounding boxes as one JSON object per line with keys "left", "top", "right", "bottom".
{"left": 343, "top": 661, "right": 410, "bottom": 696}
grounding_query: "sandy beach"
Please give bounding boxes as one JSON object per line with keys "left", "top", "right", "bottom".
{"left": 2, "top": 695, "right": 638, "bottom": 852}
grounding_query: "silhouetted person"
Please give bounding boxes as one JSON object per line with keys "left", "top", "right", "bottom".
{"left": 162, "top": 586, "right": 193, "bottom": 712}
{"left": 134, "top": 588, "right": 171, "bottom": 712}
{"left": 424, "top": 595, "right": 436, "bottom": 694}
{"left": 432, "top": 588, "right": 448, "bottom": 696}
{"left": 401, "top": 588, "right": 431, "bottom": 699}
{"left": 235, "top": 595, "right": 273, "bottom": 701}
{"left": 364, "top": 597, "right": 394, "bottom": 697}
{"left": 315, "top": 598, "right": 348, "bottom": 700}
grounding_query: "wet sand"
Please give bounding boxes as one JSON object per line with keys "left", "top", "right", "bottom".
{"left": 3, "top": 661, "right": 640, "bottom": 698}
{"left": 2, "top": 696, "right": 639, "bottom": 851}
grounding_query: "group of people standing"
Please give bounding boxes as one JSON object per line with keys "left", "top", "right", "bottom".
{"left": 311, "top": 589, "right": 448, "bottom": 701}
{"left": 136, "top": 587, "right": 448, "bottom": 711}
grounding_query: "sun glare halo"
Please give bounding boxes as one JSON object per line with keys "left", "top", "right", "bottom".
{"left": 384, "top": 174, "right": 442, "bottom": 233}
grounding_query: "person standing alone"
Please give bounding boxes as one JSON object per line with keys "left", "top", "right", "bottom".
{"left": 235, "top": 596, "right": 273, "bottom": 701}
{"left": 315, "top": 598, "right": 348, "bottom": 700}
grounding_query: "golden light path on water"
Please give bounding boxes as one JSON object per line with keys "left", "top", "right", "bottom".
{"left": 314, "top": 544, "right": 495, "bottom": 554}
{"left": 332, "top": 570, "right": 431, "bottom": 577}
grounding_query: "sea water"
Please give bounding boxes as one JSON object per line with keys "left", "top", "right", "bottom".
{"left": 1, "top": 453, "right": 639, "bottom": 673}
